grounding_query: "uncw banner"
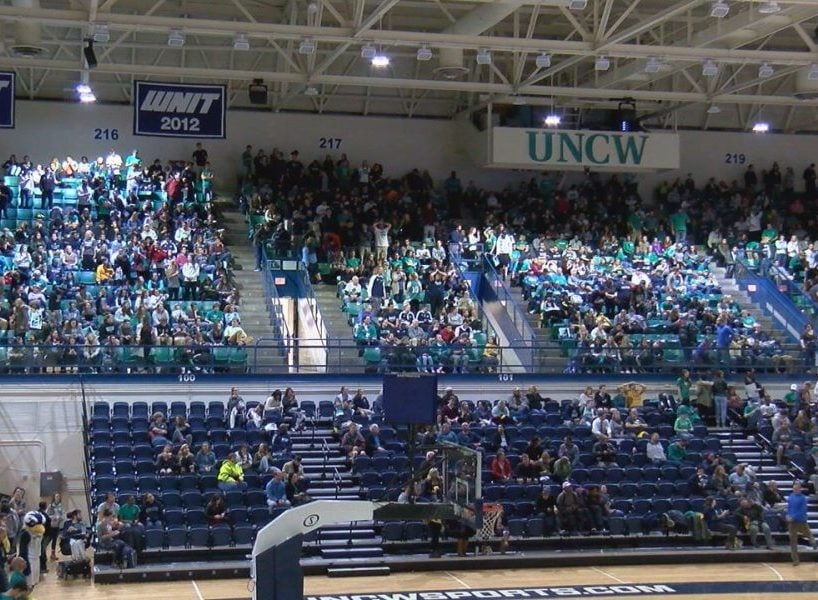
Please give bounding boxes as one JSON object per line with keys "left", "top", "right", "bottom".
{"left": 491, "top": 127, "right": 680, "bottom": 171}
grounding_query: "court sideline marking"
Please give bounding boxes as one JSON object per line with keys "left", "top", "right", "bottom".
{"left": 445, "top": 572, "right": 472, "bottom": 589}
{"left": 591, "top": 567, "right": 628, "bottom": 584}
{"left": 192, "top": 580, "right": 205, "bottom": 600}
{"left": 762, "top": 563, "right": 785, "bottom": 581}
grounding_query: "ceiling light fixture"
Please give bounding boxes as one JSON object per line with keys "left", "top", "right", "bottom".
{"left": 299, "top": 37, "right": 316, "bottom": 55}
{"left": 304, "top": 85, "right": 319, "bottom": 96}
{"left": 476, "top": 48, "right": 492, "bottom": 65}
{"left": 167, "top": 29, "right": 185, "bottom": 47}
{"left": 371, "top": 53, "right": 390, "bottom": 67}
{"left": 644, "top": 57, "right": 662, "bottom": 73}
{"left": 233, "top": 33, "right": 250, "bottom": 51}
{"left": 512, "top": 95, "right": 526, "bottom": 106}
{"left": 568, "top": 0, "right": 588, "bottom": 10}
{"left": 711, "top": 0, "right": 729, "bottom": 18}
{"left": 544, "top": 114, "right": 561, "bottom": 127}
{"left": 758, "top": 62, "right": 774, "bottom": 79}
{"left": 361, "top": 43, "right": 376, "bottom": 59}
{"left": 307, "top": 1, "right": 320, "bottom": 14}
{"left": 595, "top": 55, "right": 610, "bottom": 71}
{"left": 75, "top": 83, "right": 92, "bottom": 95}
{"left": 79, "top": 92, "right": 97, "bottom": 103}
{"left": 808, "top": 63, "right": 818, "bottom": 81}
{"left": 752, "top": 121, "right": 770, "bottom": 133}
{"left": 535, "top": 52, "right": 551, "bottom": 69}
{"left": 702, "top": 59, "right": 719, "bottom": 77}
{"left": 758, "top": 1, "right": 781, "bottom": 14}
{"left": 416, "top": 45, "right": 433, "bottom": 61}
{"left": 706, "top": 104, "right": 722, "bottom": 114}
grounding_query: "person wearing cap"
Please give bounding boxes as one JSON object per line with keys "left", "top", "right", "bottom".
{"left": 556, "top": 481, "right": 582, "bottom": 535}
{"left": 666, "top": 437, "right": 688, "bottom": 464}
{"left": 217, "top": 453, "right": 246, "bottom": 491}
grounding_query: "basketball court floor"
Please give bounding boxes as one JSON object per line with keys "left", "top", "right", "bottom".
{"left": 33, "top": 561, "right": 818, "bottom": 600}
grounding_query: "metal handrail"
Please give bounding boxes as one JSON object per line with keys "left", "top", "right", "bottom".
{"left": 299, "top": 269, "right": 328, "bottom": 343}
{"left": 0, "top": 338, "right": 808, "bottom": 375}
{"left": 734, "top": 255, "right": 818, "bottom": 325}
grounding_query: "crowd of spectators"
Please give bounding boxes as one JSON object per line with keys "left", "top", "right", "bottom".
{"left": 0, "top": 146, "right": 245, "bottom": 373}
{"left": 238, "top": 148, "right": 817, "bottom": 374}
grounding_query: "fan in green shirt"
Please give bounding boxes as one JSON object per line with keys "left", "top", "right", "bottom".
{"left": 206, "top": 306, "right": 225, "bottom": 326}
{"left": 118, "top": 495, "right": 141, "bottom": 524}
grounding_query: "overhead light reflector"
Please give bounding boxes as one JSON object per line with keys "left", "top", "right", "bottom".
{"left": 711, "top": 1, "right": 729, "bottom": 18}
{"left": 233, "top": 33, "right": 250, "bottom": 51}
{"left": 702, "top": 59, "right": 718, "bottom": 77}
{"left": 568, "top": 0, "right": 588, "bottom": 10}
{"left": 416, "top": 45, "right": 433, "bottom": 61}
{"left": 544, "top": 114, "right": 561, "bottom": 127}
{"left": 758, "top": 62, "right": 774, "bottom": 78}
{"left": 299, "top": 37, "right": 316, "bottom": 55}
{"left": 752, "top": 122, "right": 770, "bottom": 133}
{"left": 644, "top": 57, "right": 662, "bottom": 73}
{"left": 808, "top": 63, "right": 818, "bottom": 81}
{"left": 304, "top": 86, "right": 319, "bottom": 96}
{"left": 167, "top": 29, "right": 185, "bottom": 47}
{"left": 535, "top": 52, "right": 551, "bottom": 69}
{"left": 476, "top": 48, "right": 492, "bottom": 65}
{"left": 75, "top": 83, "right": 92, "bottom": 95}
{"left": 595, "top": 55, "right": 610, "bottom": 71}
{"left": 361, "top": 43, "right": 376, "bottom": 59}
{"left": 706, "top": 105, "right": 721, "bottom": 114}
{"left": 92, "top": 24, "right": 110, "bottom": 44}
{"left": 79, "top": 92, "right": 96, "bottom": 103}
{"left": 758, "top": 1, "right": 781, "bottom": 14}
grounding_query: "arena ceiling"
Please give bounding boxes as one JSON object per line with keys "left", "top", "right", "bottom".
{"left": 5, "top": 0, "right": 818, "bottom": 131}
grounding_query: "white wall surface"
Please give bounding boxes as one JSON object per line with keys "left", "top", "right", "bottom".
{"left": 2, "top": 99, "right": 817, "bottom": 197}
{"left": 0, "top": 101, "right": 522, "bottom": 189}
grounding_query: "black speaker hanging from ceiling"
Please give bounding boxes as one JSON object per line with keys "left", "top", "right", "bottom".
{"left": 249, "top": 78, "right": 268, "bottom": 105}
{"left": 84, "top": 39, "right": 98, "bottom": 69}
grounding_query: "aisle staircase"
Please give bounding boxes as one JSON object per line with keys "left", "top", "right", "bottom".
{"left": 218, "top": 202, "right": 287, "bottom": 373}
{"left": 712, "top": 428, "right": 818, "bottom": 537}
{"left": 311, "top": 282, "right": 367, "bottom": 373}
{"left": 500, "top": 281, "right": 574, "bottom": 372}
{"left": 297, "top": 416, "right": 385, "bottom": 566}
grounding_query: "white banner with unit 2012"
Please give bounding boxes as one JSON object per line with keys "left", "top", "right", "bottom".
{"left": 491, "top": 127, "right": 680, "bottom": 171}
{"left": 133, "top": 81, "right": 226, "bottom": 139}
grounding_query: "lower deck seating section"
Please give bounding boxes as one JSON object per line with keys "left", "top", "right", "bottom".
{"left": 87, "top": 388, "right": 802, "bottom": 561}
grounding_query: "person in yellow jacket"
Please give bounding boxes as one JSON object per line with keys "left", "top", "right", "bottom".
{"left": 217, "top": 453, "right": 246, "bottom": 491}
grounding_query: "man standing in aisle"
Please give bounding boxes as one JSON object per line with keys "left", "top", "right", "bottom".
{"left": 787, "top": 481, "right": 817, "bottom": 565}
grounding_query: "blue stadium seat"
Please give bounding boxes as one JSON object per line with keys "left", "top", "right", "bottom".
{"left": 381, "top": 522, "right": 404, "bottom": 541}
{"left": 403, "top": 521, "right": 426, "bottom": 540}
{"left": 93, "top": 402, "right": 110, "bottom": 418}
{"left": 164, "top": 509, "right": 185, "bottom": 527}
{"left": 144, "top": 528, "right": 165, "bottom": 549}
{"left": 166, "top": 527, "right": 187, "bottom": 548}
{"left": 93, "top": 447, "right": 114, "bottom": 462}
{"left": 210, "top": 524, "right": 232, "bottom": 547}
{"left": 152, "top": 401, "right": 168, "bottom": 416}
{"left": 112, "top": 402, "right": 130, "bottom": 418}
{"left": 507, "top": 518, "right": 526, "bottom": 538}
{"left": 249, "top": 507, "right": 271, "bottom": 527}
{"left": 233, "top": 524, "right": 256, "bottom": 545}
{"left": 246, "top": 490, "right": 266, "bottom": 506}
{"left": 186, "top": 508, "right": 207, "bottom": 526}
{"left": 187, "top": 526, "right": 209, "bottom": 548}
{"left": 230, "top": 507, "right": 248, "bottom": 524}
{"left": 132, "top": 402, "right": 149, "bottom": 418}
{"left": 161, "top": 491, "right": 182, "bottom": 508}
{"left": 182, "top": 491, "right": 203, "bottom": 508}
{"left": 94, "top": 476, "right": 116, "bottom": 494}
{"left": 94, "top": 461, "right": 115, "bottom": 477}
{"left": 526, "top": 517, "right": 545, "bottom": 537}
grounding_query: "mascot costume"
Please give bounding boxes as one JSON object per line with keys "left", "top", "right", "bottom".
{"left": 19, "top": 511, "right": 45, "bottom": 587}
